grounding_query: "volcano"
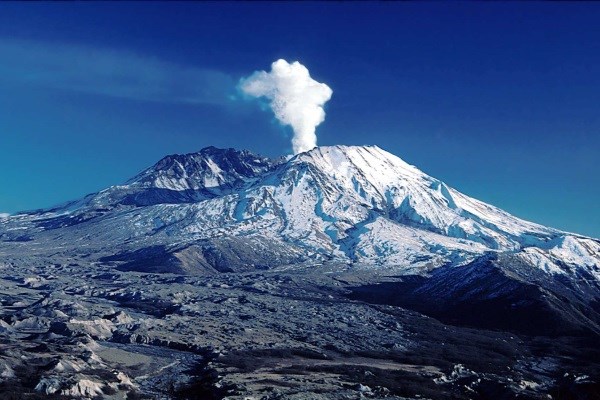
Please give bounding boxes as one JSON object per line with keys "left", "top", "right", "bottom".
{"left": 1, "top": 145, "right": 599, "bottom": 399}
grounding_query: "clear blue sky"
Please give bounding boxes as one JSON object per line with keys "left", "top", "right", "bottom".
{"left": 0, "top": 2, "right": 598, "bottom": 237}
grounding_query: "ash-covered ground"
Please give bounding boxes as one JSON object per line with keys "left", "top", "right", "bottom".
{"left": 1, "top": 259, "right": 599, "bottom": 400}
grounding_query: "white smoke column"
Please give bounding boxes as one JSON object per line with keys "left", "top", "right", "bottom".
{"left": 240, "top": 59, "right": 333, "bottom": 154}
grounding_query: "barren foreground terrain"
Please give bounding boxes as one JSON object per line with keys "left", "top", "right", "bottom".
{"left": 1, "top": 259, "right": 599, "bottom": 399}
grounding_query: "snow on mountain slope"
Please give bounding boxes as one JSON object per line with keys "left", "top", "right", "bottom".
{"left": 290, "top": 146, "right": 559, "bottom": 247}
{"left": 127, "top": 146, "right": 279, "bottom": 192}
{"left": 517, "top": 235, "right": 600, "bottom": 280}
{"left": 0, "top": 145, "right": 597, "bottom": 278}
{"left": 60, "top": 147, "right": 283, "bottom": 209}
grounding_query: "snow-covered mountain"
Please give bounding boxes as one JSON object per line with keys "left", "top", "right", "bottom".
{"left": 1, "top": 145, "right": 598, "bottom": 277}
{"left": 1, "top": 144, "right": 599, "bottom": 336}
{"left": 2, "top": 145, "right": 599, "bottom": 398}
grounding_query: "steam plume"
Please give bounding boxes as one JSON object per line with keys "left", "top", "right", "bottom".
{"left": 240, "top": 59, "right": 332, "bottom": 154}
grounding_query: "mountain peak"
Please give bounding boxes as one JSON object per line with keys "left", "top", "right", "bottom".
{"left": 128, "top": 146, "right": 277, "bottom": 192}
{"left": 297, "top": 144, "right": 421, "bottom": 178}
